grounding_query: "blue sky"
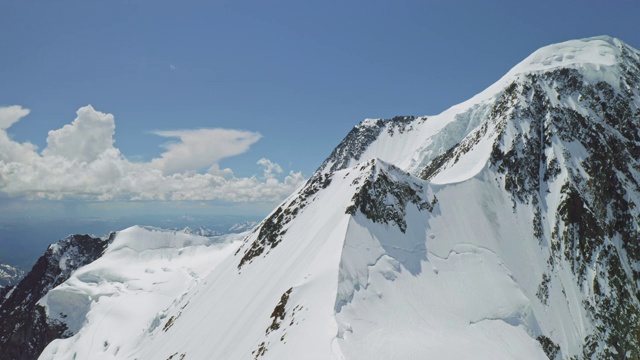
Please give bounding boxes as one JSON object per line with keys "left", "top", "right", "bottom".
{"left": 1, "top": 0, "right": 640, "bottom": 225}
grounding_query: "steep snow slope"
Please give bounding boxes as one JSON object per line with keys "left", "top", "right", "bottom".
{"left": 130, "top": 158, "right": 555, "bottom": 360}
{"left": 131, "top": 160, "right": 558, "bottom": 359}
{"left": 25, "top": 35, "right": 640, "bottom": 360}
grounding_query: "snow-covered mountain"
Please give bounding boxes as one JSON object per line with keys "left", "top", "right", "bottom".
{"left": 3, "top": 35, "right": 640, "bottom": 359}
{"left": 0, "top": 264, "right": 24, "bottom": 289}
{"left": 179, "top": 226, "right": 223, "bottom": 237}
{"left": 0, "top": 228, "right": 244, "bottom": 360}
{"left": 179, "top": 221, "right": 259, "bottom": 236}
{"left": 0, "top": 233, "right": 112, "bottom": 360}
{"left": 228, "top": 221, "right": 259, "bottom": 233}
{"left": 37, "top": 226, "right": 243, "bottom": 360}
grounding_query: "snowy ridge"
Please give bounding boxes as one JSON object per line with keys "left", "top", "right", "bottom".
{"left": 505, "top": 36, "right": 623, "bottom": 79}
{"left": 320, "top": 36, "right": 636, "bottom": 185}
{"left": 212, "top": 36, "right": 640, "bottom": 359}
{"left": 116, "top": 158, "right": 443, "bottom": 360}
{"left": 36, "top": 226, "right": 244, "bottom": 360}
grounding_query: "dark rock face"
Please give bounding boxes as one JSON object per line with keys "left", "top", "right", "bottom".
{"left": 0, "top": 233, "right": 111, "bottom": 360}
{"left": 346, "top": 160, "right": 436, "bottom": 233}
{"left": 490, "top": 70, "right": 640, "bottom": 359}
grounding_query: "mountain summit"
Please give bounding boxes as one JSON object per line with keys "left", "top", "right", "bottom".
{"left": 3, "top": 36, "right": 640, "bottom": 360}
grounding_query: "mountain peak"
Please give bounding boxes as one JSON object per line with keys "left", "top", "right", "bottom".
{"left": 506, "top": 35, "right": 631, "bottom": 78}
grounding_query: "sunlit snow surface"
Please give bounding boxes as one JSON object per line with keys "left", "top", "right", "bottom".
{"left": 38, "top": 226, "right": 243, "bottom": 360}
{"left": 36, "top": 36, "right": 640, "bottom": 359}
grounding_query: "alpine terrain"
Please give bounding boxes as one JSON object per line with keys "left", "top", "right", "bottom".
{"left": 2, "top": 35, "right": 640, "bottom": 359}
{"left": 0, "top": 264, "right": 24, "bottom": 289}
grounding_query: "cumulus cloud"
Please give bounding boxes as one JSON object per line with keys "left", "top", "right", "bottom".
{"left": 0, "top": 105, "right": 30, "bottom": 130}
{"left": 257, "top": 158, "right": 283, "bottom": 179}
{"left": 0, "top": 105, "right": 39, "bottom": 164}
{"left": 43, "top": 105, "right": 116, "bottom": 163}
{"left": 0, "top": 105, "right": 306, "bottom": 202}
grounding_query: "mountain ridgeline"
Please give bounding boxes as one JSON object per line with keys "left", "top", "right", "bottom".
{"left": 291, "top": 35, "right": 640, "bottom": 359}
{"left": 2, "top": 36, "right": 640, "bottom": 359}
{"left": 444, "top": 43, "right": 640, "bottom": 359}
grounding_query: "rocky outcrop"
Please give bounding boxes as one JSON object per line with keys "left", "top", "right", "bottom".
{"left": 0, "top": 233, "right": 111, "bottom": 360}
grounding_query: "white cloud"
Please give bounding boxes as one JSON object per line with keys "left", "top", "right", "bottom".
{"left": 257, "top": 158, "right": 283, "bottom": 179}
{"left": 151, "top": 128, "right": 262, "bottom": 175}
{"left": 169, "top": 64, "right": 177, "bottom": 71}
{"left": 0, "top": 105, "right": 30, "bottom": 130}
{"left": 0, "top": 105, "right": 306, "bottom": 202}
{"left": 0, "top": 105, "right": 39, "bottom": 164}
{"left": 43, "top": 105, "right": 116, "bottom": 163}
{"left": 207, "top": 163, "right": 235, "bottom": 179}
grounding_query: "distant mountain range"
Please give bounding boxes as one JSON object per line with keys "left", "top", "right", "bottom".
{"left": 0, "top": 264, "right": 24, "bottom": 289}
